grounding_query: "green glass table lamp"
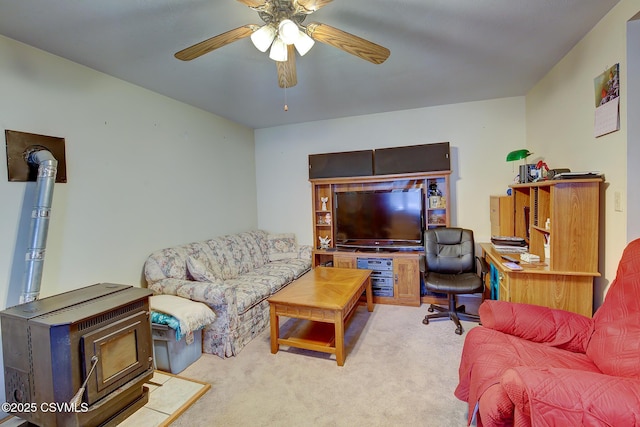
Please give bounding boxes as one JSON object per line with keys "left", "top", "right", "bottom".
{"left": 506, "top": 149, "right": 532, "bottom": 162}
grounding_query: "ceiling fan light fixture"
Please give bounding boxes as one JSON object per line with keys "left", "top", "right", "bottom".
{"left": 250, "top": 24, "right": 276, "bottom": 52}
{"left": 269, "top": 37, "right": 288, "bottom": 61}
{"left": 293, "top": 30, "right": 314, "bottom": 56}
{"left": 278, "top": 19, "right": 300, "bottom": 45}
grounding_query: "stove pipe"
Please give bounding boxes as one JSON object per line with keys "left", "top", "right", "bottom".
{"left": 20, "top": 149, "right": 58, "bottom": 304}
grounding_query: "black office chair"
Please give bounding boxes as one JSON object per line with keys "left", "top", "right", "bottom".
{"left": 420, "top": 227, "right": 486, "bottom": 335}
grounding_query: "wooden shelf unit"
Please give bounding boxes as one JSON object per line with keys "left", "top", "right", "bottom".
{"left": 310, "top": 171, "right": 450, "bottom": 307}
{"left": 312, "top": 182, "right": 334, "bottom": 246}
{"left": 512, "top": 178, "right": 600, "bottom": 270}
{"left": 484, "top": 178, "right": 602, "bottom": 317}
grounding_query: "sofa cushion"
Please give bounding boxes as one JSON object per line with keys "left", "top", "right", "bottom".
{"left": 225, "top": 279, "right": 272, "bottom": 315}
{"left": 267, "top": 233, "right": 298, "bottom": 261}
{"left": 186, "top": 257, "right": 220, "bottom": 282}
{"left": 241, "top": 261, "right": 309, "bottom": 292}
{"left": 224, "top": 260, "right": 311, "bottom": 314}
{"left": 205, "top": 230, "right": 269, "bottom": 280}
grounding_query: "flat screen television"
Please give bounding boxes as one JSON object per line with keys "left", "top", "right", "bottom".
{"left": 334, "top": 189, "right": 424, "bottom": 250}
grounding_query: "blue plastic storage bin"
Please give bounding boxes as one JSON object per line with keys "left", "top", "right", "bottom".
{"left": 152, "top": 323, "right": 202, "bottom": 374}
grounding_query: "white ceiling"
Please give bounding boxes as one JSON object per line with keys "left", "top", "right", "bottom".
{"left": 0, "top": 0, "right": 621, "bottom": 129}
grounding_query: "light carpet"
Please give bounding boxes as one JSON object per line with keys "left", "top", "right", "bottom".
{"left": 171, "top": 304, "right": 476, "bottom": 427}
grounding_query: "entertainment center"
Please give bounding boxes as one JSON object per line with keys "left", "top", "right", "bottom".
{"left": 311, "top": 170, "right": 451, "bottom": 307}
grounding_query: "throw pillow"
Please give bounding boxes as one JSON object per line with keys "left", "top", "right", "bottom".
{"left": 267, "top": 233, "right": 298, "bottom": 261}
{"left": 186, "top": 257, "right": 219, "bottom": 282}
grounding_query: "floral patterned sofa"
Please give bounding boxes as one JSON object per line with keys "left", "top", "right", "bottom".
{"left": 144, "top": 230, "right": 312, "bottom": 358}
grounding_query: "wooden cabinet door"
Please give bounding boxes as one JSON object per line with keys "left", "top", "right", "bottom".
{"left": 333, "top": 254, "right": 357, "bottom": 269}
{"left": 394, "top": 257, "right": 420, "bottom": 305}
{"left": 498, "top": 267, "right": 510, "bottom": 302}
{"left": 490, "top": 195, "right": 514, "bottom": 236}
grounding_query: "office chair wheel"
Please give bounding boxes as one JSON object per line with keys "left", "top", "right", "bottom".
{"left": 422, "top": 316, "right": 429, "bottom": 325}
{"left": 455, "top": 325, "right": 463, "bottom": 335}
{"left": 427, "top": 306, "right": 435, "bottom": 313}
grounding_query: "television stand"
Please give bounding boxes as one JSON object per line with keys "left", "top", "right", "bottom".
{"left": 312, "top": 248, "right": 422, "bottom": 307}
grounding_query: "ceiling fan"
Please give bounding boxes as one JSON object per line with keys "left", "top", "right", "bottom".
{"left": 174, "top": 0, "right": 390, "bottom": 88}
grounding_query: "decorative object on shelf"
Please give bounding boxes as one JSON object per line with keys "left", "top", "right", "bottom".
{"left": 429, "top": 214, "right": 446, "bottom": 224}
{"left": 535, "top": 161, "right": 550, "bottom": 181}
{"left": 428, "top": 182, "right": 444, "bottom": 209}
{"left": 320, "top": 196, "right": 328, "bottom": 211}
{"left": 428, "top": 182, "right": 442, "bottom": 197}
{"left": 319, "top": 236, "right": 331, "bottom": 249}
{"left": 544, "top": 234, "right": 550, "bottom": 260}
{"left": 325, "top": 212, "right": 331, "bottom": 225}
{"left": 317, "top": 216, "right": 324, "bottom": 225}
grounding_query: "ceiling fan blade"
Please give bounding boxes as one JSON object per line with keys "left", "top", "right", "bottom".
{"left": 276, "top": 45, "right": 297, "bottom": 88}
{"left": 296, "top": 0, "right": 333, "bottom": 12}
{"left": 235, "top": 0, "right": 267, "bottom": 7}
{"left": 175, "top": 25, "right": 257, "bottom": 61}
{"left": 306, "top": 22, "right": 390, "bottom": 65}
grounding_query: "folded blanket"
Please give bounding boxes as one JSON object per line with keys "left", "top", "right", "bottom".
{"left": 150, "top": 295, "right": 216, "bottom": 340}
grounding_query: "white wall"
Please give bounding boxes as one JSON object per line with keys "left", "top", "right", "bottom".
{"left": 628, "top": 15, "right": 640, "bottom": 241}
{"left": 255, "top": 97, "right": 526, "bottom": 247}
{"left": 526, "top": 0, "right": 640, "bottom": 305}
{"left": 0, "top": 35, "right": 256, "bottom": 412}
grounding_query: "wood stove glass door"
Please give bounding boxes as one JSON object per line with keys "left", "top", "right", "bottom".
{"left": 80, "top": 310, "right": 152, "bottom": 405}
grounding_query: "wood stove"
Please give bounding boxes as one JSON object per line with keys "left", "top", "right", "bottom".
{"left": 0, "top": 283, "right": 154, "bottom": 426}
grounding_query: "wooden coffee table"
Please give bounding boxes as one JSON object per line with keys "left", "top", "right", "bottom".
{"left": 268, "top": 267, "right": 373, "bottom": 366}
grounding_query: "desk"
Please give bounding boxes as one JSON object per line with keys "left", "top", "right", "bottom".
{"left": 481, "top": 243, "right": 597, "bottom": 317}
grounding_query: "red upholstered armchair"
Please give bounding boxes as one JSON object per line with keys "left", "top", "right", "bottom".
{"left": 455, "top": 238, "right": 640, "bottom": 426}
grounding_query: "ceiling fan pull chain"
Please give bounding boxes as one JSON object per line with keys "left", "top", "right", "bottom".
{"left": 284, "top": 80, "right": 289, "bottom": 111}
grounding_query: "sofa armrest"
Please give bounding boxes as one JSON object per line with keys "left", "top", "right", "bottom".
{"left": 147, "top": 278, "right": 231, "bottom": 307}
{"left": 501, "top": 367, "right": 640, "bottom": 426}
{"left": 297, "top": 244, "right": 312, "bottom": 260}
{"left": 479, "top": 300, "right": 593, "bottom": 352}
